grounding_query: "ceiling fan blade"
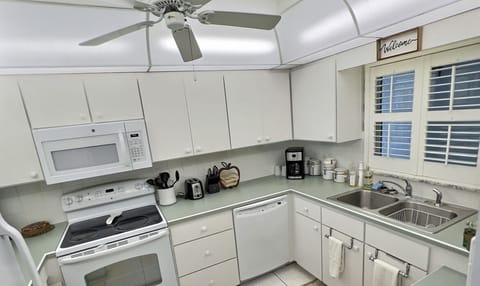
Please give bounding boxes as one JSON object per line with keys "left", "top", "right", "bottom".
{"left": 172, "top": 26, "right": 202, "bottom": 62}
{"left": 79, "top": 21, "right": 155, "bottom": 46}
{"left": 187, "top": 0, "right": 212, "bottom": 6}
{"left": 198, "top": 11, "right": 281, "bottom": 30}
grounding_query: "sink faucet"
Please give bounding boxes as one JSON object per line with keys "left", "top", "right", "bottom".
{"left": 381, "top": 179, "right": 413, "bottom": 197}
{"left": 432, "top": 188, "right": 443, "bottom": 207}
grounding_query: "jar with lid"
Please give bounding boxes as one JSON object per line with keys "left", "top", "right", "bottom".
{"left": 304, "top": 156, "right": 311, "bottom": 175}
{"left": 334, "top": 168, "right": 348, "bottom": 183}
{"left": 310, "top": 159, "right": 321, "bottom": 176}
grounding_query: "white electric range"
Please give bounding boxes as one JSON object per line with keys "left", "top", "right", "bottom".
{"left": 56, "top": 179, "right": 178, "bottom": 286}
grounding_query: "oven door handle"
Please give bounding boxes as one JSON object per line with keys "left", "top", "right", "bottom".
{"left": 58, "top": 229, "right": 169, "bottom": 266}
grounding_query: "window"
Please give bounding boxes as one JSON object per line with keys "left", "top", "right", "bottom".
{"left": 375, "top": 71, "right": 414, "bottom": 113}
{"left": 429, "top": 59, "right": 480, "bottom": 111}
{"left": 367, "top": 44, "right": 480, "bottom": 187}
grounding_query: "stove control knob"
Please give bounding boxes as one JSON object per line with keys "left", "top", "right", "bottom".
{"left": 74, "top": 195, "right": 83, "bottom": 203}
{"left": 64, "top": 196, "right": 74, "bottom": 206}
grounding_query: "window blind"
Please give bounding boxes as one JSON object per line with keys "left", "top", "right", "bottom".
{"left": 424, "top": 121, "right": 480, "bottom": 167}
{"left": 374, "top": 121, "right": 412, "bottom": 160}
{"left": 429, "top": 59, "right": 480, "bottom": 111}
{"left": 375, "top": 71, "right": 414, "bottom": 113}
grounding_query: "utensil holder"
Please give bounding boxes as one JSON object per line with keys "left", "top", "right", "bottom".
{"left": 206, "top": 175, "right": 220, "bottom": 194}
{"left": 156, "top": 187, "right": 177, "bottom": 206}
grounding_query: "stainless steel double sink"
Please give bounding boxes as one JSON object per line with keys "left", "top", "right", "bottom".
{"left": 328, "top": 189, "right": 477, "bottom": 234}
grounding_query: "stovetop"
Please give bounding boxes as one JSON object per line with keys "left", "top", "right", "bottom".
{"left": 60, "top": 205, "right": 163, "bottom": 249}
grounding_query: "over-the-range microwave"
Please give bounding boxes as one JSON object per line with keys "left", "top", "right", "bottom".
{"left": 33, "top": 119, "right": 152, "bottom": 184}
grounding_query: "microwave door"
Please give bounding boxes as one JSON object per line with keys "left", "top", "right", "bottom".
{"left": 38, "top": 126, "right": 132, "bottom": 184}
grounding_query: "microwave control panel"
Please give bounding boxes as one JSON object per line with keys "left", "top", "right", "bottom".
{"left": 127, "top": 131, "right": 146, "bottom": 162}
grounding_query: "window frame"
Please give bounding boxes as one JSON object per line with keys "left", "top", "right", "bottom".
{"left": 367, "top": 58, "right": 424, "bottom": 175}
{"left": 418, "top": 45, "right": 480, "bottom": 186}
{"left": 365, "top": 43, "right": 480, "bottom": 188}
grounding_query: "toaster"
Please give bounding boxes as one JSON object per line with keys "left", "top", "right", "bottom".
{"left": 185, "top": 178, "right": 204, "bottom": 200}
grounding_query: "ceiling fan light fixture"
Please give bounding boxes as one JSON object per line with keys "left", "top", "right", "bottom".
{"left": 165, "top": 11, "right": 187, "bottom": 31}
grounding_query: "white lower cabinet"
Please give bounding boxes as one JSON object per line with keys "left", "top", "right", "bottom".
{"left": 321, "top": 226, "right": 364, "bottom": 286}
{"left": 294, "top": 213, "right": 322, "bottom": 280}
{"left": 364, "top": 245, "right": 427, "bottom": 286}
{"left": 171, "top": 211, "right": 239, "bottom": 286}
{"left": 179, "top": 258, "right": 239, "bottom": 286}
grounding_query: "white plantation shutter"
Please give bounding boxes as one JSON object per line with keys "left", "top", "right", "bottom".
{"left": 369, "top": 59, "right": 423, "bottom": 174}
{"left": 420, "top": 44, "right": 480, "bottom": 187}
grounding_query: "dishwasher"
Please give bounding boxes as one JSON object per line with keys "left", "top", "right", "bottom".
{"left": 233, "top": 195, "right": 289, "bottom": 281}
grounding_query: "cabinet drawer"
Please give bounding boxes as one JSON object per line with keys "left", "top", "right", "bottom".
{"left": 365, "top": 224, "right": 429, "bottom": 271}
{"left": 294, "top": 196, "right": 321, "bottom": 222}
{"left": 171, "top": 211, "right": 233, "bottom": 245}
{"left": 322, "top": 208, "right": 364, "bottom": 241}
{"left": 174, "top": 230, "right": 237, "bottom": 276}
{"left": 179, "top": 258, "right": 239, "bottom": 286}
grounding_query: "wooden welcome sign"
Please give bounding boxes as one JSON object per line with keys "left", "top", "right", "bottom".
{"left": 377, "top": 28, "right": 422, "bottom": 60}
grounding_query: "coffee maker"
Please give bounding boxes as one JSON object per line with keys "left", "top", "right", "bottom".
{"left": 285, "top": 147, "right": 305, "bottom": 180}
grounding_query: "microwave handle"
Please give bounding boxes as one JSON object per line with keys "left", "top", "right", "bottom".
{"left": 119, "top": 131, "right": 132, "bottom": 167}
{"left": 58, "top": 229, "right": 169, "bottom": 266}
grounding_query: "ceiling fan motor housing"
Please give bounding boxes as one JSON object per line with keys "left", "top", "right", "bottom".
{"left": 165, "top": 11, "right": 186, "bottom": 31}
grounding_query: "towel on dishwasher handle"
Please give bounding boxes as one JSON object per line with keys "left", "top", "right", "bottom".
{"left": 328, "top": 236, "right": 345, "bottom": 278}
{"left": 373, "top": 259, "right": 400, "bottom": 286}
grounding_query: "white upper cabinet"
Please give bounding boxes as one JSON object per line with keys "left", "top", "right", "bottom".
{"left": 224, "top": 71, "right": 292, "bottom": 149}
{"left": 276, "top": 0, "right": 357, "bottom": 64}
{"left": 83, "top": 74, "right": 143, "bottom": 123}
{"left": 291, "top": 57, "right": 337, "bottom": 142}
{"left": 0, "top": 1, "right": 148, "bottom": 73}
{"left": 183, "top": 72, "right": 231, "bottom": 155}
{"left": 0, "top": 78, "right": 43, "bottom": 187}
{"left": 291, "top": 56, "right": 363, "bottom": 143}
{"left": 19, "top": 75, "right": 91, "bottom": 128}
{"left": 138, "top": 73, "right": 193, "bottom": 162}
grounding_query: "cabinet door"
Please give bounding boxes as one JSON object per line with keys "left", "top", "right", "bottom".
{"left": 261, "top": 71, "right": 292, "bottom": 144}
{"left": 0, "top": 78, "right": 43, "bottom": 187}
{"left": 19, "top": 75, "right": 91, "bottom": 128}
{"left": 138, "top": 73, "right": 193, "bottom": 161}
{"left": 364, "top": 245, "right": 427, "bottom": 286}
{"left": 294, "top": 213, "right": 322, "bottom": 280}
{"left": 321, "top": 226, "right": 364, "bottom": 286}
{"left": 291, "top": 57, "right": 337, "bottom": 142}
{"left": 83, "top": 74, "right": 143, "bottom": 123}
{"left": 224, "top": 71, "right": 263, "bottom": 149}
{"left": 184, "top": 72, "right": 231, "bottom": 155}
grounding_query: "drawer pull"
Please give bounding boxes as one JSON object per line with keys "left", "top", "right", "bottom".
{"left": 200, "top": 226, "right": 208, "bottom": 233}
{"left": 313, "top": 225, "right": 319, "bottom": 231}
{"left": 304, "top": 207, "right": 309, "bottom": 213}
{"left": 208, "top": 280, "right": 215, "bottom": 286}
{"left": 204, "top": 250, "right": 212, "bottom": 257}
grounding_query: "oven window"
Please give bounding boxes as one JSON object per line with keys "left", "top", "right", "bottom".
{"left": 84, "top": 254, "right": 162, "bottom": 286}
{"left": 52, "top": 144, "right": 119, "bottom": 171}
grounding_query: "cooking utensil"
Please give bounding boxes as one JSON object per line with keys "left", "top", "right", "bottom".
{"left": 160, "top": 172, "right": 170, "bottom": 189}
{"left": 171, "top": 170, "right": 180, "bottom": 187}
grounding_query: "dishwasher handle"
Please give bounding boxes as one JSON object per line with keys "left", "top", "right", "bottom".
{"left": 234, "top": 195, "right": 287, "bottom": 215}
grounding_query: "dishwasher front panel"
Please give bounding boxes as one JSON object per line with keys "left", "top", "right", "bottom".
{"left": 233, "top": 195, "right": 289, "bottom": 281}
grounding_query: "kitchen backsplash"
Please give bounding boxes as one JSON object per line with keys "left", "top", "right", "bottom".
{"left": 0, "top": 140, "right": 363, "bottom": 229}
{"left": 1, "top": 138, "right": 478, "bottom": 229}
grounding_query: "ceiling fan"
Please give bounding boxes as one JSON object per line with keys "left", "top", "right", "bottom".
{"left": 79, "top": 0, "right": 282, "bottom": 62}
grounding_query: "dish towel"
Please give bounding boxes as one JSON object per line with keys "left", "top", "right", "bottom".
{"left": 373, "top": 259, "right": 400, "bottom": 286}
{"left": 328, "top": 236, "right": 345, "bottom": 278}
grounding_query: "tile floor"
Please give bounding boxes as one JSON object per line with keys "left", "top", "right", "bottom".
{"left": 241, "top": 263, "right": 326, "bottom": 286}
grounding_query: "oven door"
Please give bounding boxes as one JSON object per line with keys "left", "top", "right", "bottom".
{"left": 58, "top": 229, "right": 178, "bottom": 286}
{"left": 33, "top": 121, "right": 132, "bottom": 184}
